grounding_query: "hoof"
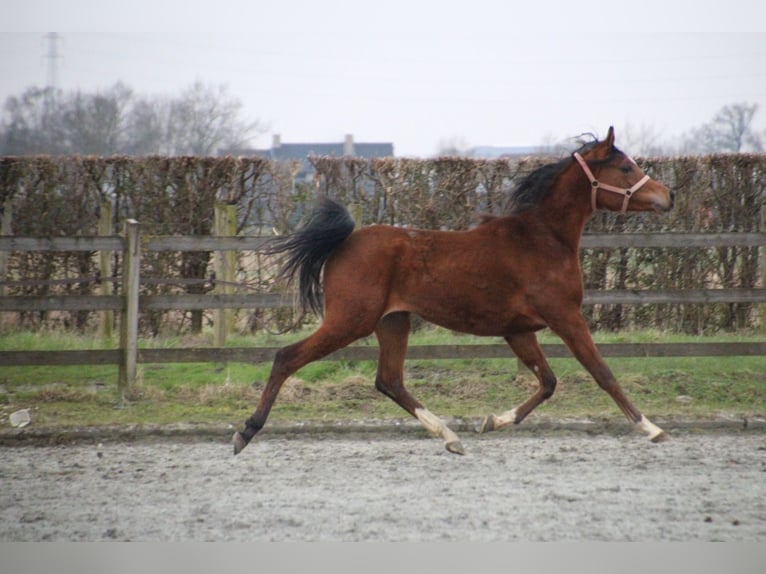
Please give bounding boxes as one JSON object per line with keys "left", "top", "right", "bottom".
{"left": 232, "top": 431, "right": 249, "bottom": 455}
{"left": 446, "top": 440, "right": 465, "bottom": 455}
{"left": 479, "top": 414, "right": 496, "bottom": 434}
{"left": 651, "top": 430, "right": 669, "bottom": 443}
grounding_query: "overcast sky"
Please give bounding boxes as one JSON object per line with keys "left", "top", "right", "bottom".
{"left": 3, "top": 1, "right": 766, "bottom": 156}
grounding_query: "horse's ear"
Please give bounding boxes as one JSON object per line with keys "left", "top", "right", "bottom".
{"left": 590, "top": 126, "right": 616, "bottom": 160}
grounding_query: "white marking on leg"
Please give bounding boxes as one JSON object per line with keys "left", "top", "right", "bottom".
{"left": 637, "top": 415, "right": 664, "bottom": 440}
{"left": 415, "top": 408, "right": 461, "bottom": 445}
{"left": 492, "top": 408, "right": 518, "bottom": 429}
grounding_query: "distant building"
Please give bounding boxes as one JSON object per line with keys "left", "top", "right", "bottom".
{"left": 221, "top": 134, "right": 394, "bottom": 177}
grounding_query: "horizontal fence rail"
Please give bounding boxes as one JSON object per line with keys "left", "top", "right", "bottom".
{"left": 4, "top": 342, "right": 766, "bottom": 367}
{"left": 1, "top": 226, "right": 765, "bottom": 394}
{"left": 4, "top": 289, "right": 766, "bottom": 313}
{"left": 3, "top": 232, "right": 765, "bottom": 252}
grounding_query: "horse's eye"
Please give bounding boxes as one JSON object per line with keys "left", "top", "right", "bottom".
{"left": 619, "top": 165, "right": 633, "bottom": 174}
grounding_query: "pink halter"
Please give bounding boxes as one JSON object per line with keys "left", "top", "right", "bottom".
{"left": 573, "top": 152, "right": 650, "bottom": 214}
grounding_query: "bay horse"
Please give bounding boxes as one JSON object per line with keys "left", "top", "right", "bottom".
{"left": 233, "top": 126, "right": 674, "bottom": 455}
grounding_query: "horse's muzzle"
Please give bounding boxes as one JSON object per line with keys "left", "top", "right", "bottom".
{"left": 653, "top": 189, "right": 675, "bottom": 212}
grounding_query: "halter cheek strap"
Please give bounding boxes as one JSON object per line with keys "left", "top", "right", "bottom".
{"left": 573, "top": 152, "right": 650, "bottom": 214}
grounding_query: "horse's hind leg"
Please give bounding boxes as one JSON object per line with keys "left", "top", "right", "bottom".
{"left": 233, "top": 323, "right": 370, "bottom": 455}
{"left": 480, "top": 332, "right": 557, "bottom": 433}
{"left": 375, "top": 312, "right": 464, "bottom": 455}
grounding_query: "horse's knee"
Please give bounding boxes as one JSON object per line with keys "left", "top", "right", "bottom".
{"left": 541, "top": 373, "right": 557, "bottom": 400}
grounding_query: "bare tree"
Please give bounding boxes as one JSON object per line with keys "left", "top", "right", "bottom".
{"left": 0, "top": 87, "right": 63, "bottom": 154}
{"left": 684, "top": 102, "right": 763, "bottom": 154}
{"left": 164, "top": 81, "right": 261, "bottom": 156}
{"left": 618, "top": 122, "right": 670, "bottom": 156}
{"left": 123, "top": 96, "right": 168, "bottom": 155}
{"left": 1, "top": 81, "right": 263, "bottom": 156}
{"left": 59, "top": 83, "right": 134, "bottom": 154}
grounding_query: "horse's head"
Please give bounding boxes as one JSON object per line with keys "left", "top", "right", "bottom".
{"left": 574, "top": 126, "right": 673, "bottom": 214}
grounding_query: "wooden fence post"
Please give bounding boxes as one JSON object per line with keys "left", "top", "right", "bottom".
{"left": 214, "top": 202, "right": 237, "bottom": 348}
{"left": 98, "top": 200, "right": 114, "bottom": 340}
{"left": 0, "top": 200, "right": 11, "bottom": 299}
{"left": 118, "top": 219, "right": 140, "bottom": 398}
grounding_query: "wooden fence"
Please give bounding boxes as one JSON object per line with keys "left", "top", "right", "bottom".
{"left": 1, "top": 222, "right": 765, "bottom": 396}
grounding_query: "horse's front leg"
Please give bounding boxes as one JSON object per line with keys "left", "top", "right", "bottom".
{"left": 480, "top": 332, "right": 557, "bottom": 433}
{"left": 549, "top": 313, "right": 668, "bottom": 443}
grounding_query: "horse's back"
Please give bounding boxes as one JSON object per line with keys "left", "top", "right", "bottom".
{"left": 322, "top": 221, "right": 546, "bottom": 335}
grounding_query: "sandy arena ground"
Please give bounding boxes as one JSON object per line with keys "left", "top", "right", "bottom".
{"left": 2, "top": 426, "right": 765, "bottom": 542}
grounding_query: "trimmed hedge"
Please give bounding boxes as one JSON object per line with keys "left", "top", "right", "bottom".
{"left": 1, "top": 153, "right": 764, "bottom": 333}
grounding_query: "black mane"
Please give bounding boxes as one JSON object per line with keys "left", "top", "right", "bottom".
{"left": 505, "top": 136, "right": 615, "bottom": 214}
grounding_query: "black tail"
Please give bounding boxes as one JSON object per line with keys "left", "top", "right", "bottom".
{"left": 267, "top": 197, "right": 355, "bottom": 316}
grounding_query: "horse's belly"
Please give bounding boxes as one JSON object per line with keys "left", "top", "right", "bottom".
{"left": 387, "top": 301, "right": 545, "bottom": 337}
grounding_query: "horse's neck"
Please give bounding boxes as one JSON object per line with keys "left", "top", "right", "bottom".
{"left": 525, "top": 200, "right": 590, "bottom": 252}
{"left": 534, "top": 170, "right": 593, "bottom": 249}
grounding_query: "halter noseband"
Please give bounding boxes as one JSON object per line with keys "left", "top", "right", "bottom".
{"left": 573, "top": 152, "right": 651, "bottom": 214}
